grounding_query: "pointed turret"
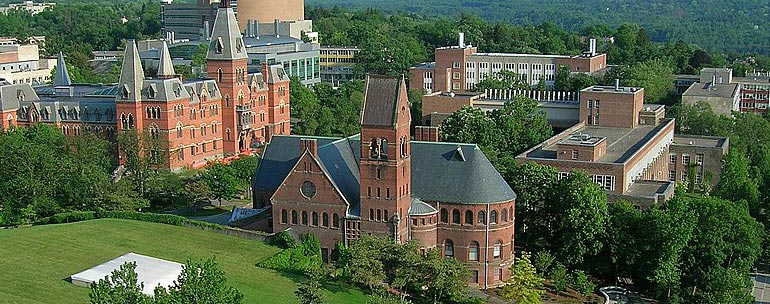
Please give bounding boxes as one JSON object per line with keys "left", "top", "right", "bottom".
{"left": 157, "top": 41, "right": 176, "bottom": 79}
{"left": 117, "top": 40, "right": 145, "bottom": 102}
{"left": 207, "top": 0, "right": 248, "bottom": 61}
{"left": 53, "top": 51, "right": 71, "bottom": 86}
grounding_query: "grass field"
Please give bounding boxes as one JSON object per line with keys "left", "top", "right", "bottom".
{"left": 0, "top": 219, "right": 367, "bottom": 304}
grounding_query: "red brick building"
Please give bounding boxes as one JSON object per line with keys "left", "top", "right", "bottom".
{"left": 252, "top": 75, "right": 517, "bottom": 288}
{"left": 2, "top": 2, "right": 291, "bottom": 171}
{"left": 410, "top": 34, "right": 607, "bottom": 94}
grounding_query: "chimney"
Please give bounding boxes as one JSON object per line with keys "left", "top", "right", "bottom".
{"left": 254, "top": 22, "right": 260, "bottom": 39}
{"left": 274, "top": 19, "right": 280, "bottom": 38}
{"left": 459, "top": 32, "right": 465, "bottom": 48}
{"left": 615, "top": 78, "right": 620, "bottom": 91}
{"left": 300, "top": 138, "right": 318, "bottom": 157}
{"left": 203, "top": 20, "right": 211, "bottom": 41}
{"left": 415, "top": 126, "right": 440, "bottom": 142}
{"left": 589, "top": 38, "right": 597, "bottom": 56}
{"left": 246, "top": 20, "right": 252, "bottom": 37}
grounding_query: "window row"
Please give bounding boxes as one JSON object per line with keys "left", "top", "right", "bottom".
{"left": 281, "top": 209, "right": 341, "bottom": 229}
{"left": 368, "top": 208, "right": 390, "bottom": 222}
{"left": 443, "top": 239, "right": 506, "bottom": 260}
{"left": 439, "top": 207, "right": 512, "bottom": 225}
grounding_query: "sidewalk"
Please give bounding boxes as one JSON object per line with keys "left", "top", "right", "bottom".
{"left": 753, "top": 273, "right": 769, "bottom": 304}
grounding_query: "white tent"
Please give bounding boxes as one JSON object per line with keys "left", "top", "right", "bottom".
{"left": 70, "top": 252, "right": 183, "bottom": 296}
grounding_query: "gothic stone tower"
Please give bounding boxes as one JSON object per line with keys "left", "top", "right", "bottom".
{"left": 116, "top": 40, "right": 145, "bottom": 134}
{"left": 207, "top": 0, "right": 249, "bottom": 155}
{"left": 359, "top": 75, "right": 412, "bottom": 243}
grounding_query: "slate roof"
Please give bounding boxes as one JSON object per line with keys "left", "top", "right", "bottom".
{"left": 207, "top": 6, "right": 248, "bottom": 61}
{"left": 409, "top": 198, "right": 438, "bottom": 216}
{"left": 54, "top": 52, "right": 72, "bottom": 86}
{"left": 253, "top": 135, "right": 516, "bottom": 218}
{"left": 361, "top": 75, "right": 401, "bottom": 127}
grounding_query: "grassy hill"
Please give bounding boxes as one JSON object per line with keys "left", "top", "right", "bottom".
{"left": 0, "top": 219, "right": 367, "bottom": 304}
{"left": 307, "top": 0, "right": 770, "bottom": 55}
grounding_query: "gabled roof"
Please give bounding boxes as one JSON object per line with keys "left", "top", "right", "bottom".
{"left": 253, "top": 135, "right": 517, "bottom": 209}
{"left": 361, "top": 75, "right": 402, "bottom": 127}
{"left": 0, "top": 83, "right": 39, "bottom": 111}
{"left": 207, "top": 5, "right": 248, "bottom": 61}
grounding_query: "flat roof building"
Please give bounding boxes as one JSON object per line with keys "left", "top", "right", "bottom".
{"left": 680, "top": 68, "right": 770, "bottom": 115}
{"left": 410, "top": 34, "right": 608, "bottom": 94}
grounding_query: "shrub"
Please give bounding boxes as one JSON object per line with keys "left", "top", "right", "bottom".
{"left": 46, "top": 211, "right": 97, "bottom": 224}
{"left": 97, "top": 211, "right": 186, "bottom": 225}
{"left": 571, "top": 270, "right": 595, "bottom": 297}
{"left": 257, "top": 233, "right": 322, "bottom": 274}
{"left": 269, "top": 230, "right": 297, "bottom": 249}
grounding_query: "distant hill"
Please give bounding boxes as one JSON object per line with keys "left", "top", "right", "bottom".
{"left": 307, "top": 0, "right": 770, "bottom": 55}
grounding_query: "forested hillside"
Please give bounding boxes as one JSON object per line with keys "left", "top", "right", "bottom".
{"left": 307, "top": 0, "right": 770, "bottom": 55}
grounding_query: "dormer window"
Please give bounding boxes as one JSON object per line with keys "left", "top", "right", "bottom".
{"left": 16, "top": 89, "right": 24, "bottom": 102}
{"left": 216, "top": 37, "right": 224, "bottom": 54}
{"left": 148, "top": 86, "right": 157, "bottom": 99}
{"left": 121, "top": 86, "right": 129, "bottom": 99}
{"left": 236, "top": 38, "right": 243, "bottom": 53}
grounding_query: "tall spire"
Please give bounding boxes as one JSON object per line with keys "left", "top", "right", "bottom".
{"left": 157, "top": 41, "right": 176, "bottom": 79}
{"left": 53, "top": 51, "right": 71, "bottom": 86}
{"left": 207, "top": 1, "right": 248, "bottom": 61}
{"left": 117, "top": 40, "right": 145, "bottom": 102}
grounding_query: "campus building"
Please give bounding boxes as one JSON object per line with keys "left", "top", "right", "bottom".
{"left": 516, "top": 84, "right": 728, "bottom": 205}
{"left": 410, "top": 34, "right": 607, "bottom": 94}
{"left": 248, "top": 75, "right": 517, "bottom": 288}
{"left": 161, "top": 0, "right": 314, "bottom": 43}
{"left": 0, "top": 42, "right": 55, "bottom": 86}
{"left": 319, "top": 46, "right": 359, "bottom": 85}
{"left": 1, "top": 3, "right": 291, "bottom": 171}
{"left": 681, "top": 68, "right": 770, "bottom": 115}
{"left": 0, "top": 1, "right": 55, "bottom": 15}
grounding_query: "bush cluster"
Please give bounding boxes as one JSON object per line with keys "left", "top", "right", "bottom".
{"left": 257, "top": 234, "right": 322, "bottom": 274}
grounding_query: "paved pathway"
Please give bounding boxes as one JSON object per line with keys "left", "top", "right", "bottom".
{"left": 754, "top": 273, "right": 769, "bottom": 304}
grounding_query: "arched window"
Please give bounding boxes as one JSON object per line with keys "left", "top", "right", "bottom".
{"left": 452, "top": 209, "right": 461, "bottom": 224}
{"left": 369, "top": 138, "right": 379, "bottom": 159}
{"left": 376, "top": 209, "right": 382, "bottom": 221}
{"left": 465, "top": 210, "right": 473, "bottom": 225}
{"left": 322, "top": 213, "right": 329, "bottom": 228}
{"left": 469, "top": 241, "right": 479, "bottom": 261}
{"left": 291, "top": 210, "right": 298, "bottom": 225}
{"left": 494, "top": 240, "right": 503, "bottom": 259}
{"left": 478, "top": 211, "right": 486, "bottom": 225}
{"left": 501, "top": 208, "right": 508, "bottom": 222}
{"left": 226, "top": 128, "right": 231, "bottom": 141}
{"left": 176, "top": 124, "right": 183, "bottom": 138}
{"left": 369, "top": 209, "right": 374, "bottom": 220}
{"left": 384, "top": 210, "right": 389, "bottom": 221}
{"left": 490, "top": 210, "right": 498, "bottom": 224}
{"left": 444, "top": 240, "right": 454, "bottom": 258}
{"left": 281, "top": 209, "right": 288, "bottom": 224}
{"left": 312, "top": 211, "right": 319, "bottom": 227}
{"left": 217, "top": 68, "right": 224, "bottom": 83}
{"left": 302, "top": 211, "right": 308, "bottom": 226}
{"left": 380, "top": 138, "right": 388, "bottom": 159}
{"left": 440, "top": 208, "right": 448, "bottom": 223}
{"left": 332, "top": 213, "right": 340, "bottom": 228}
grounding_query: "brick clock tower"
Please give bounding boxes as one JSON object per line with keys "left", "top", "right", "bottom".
{"left": 359, "top": 75, "right": 412, "bottom": 243}
{"left": 207, "top": 0, "right": 250, "bottom": 155}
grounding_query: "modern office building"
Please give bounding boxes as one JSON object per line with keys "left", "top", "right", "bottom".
{"left": 248, "top": 75, "right": 517, "bottom": 288}
{"left": 319, "top": 46, "right": 359, "bottom": 85}
{"left": 161, "top": 0, "right": 315, "bottom": 43}
{"left": 242, "top": 35, "right": 320, "bottom": 86}
{"left": 410, "top": 34, "right": 608, "bottom": 94}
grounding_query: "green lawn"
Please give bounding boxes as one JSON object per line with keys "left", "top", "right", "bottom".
{"left": 0, "top": 219, "right": 367, "bottom": 304}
